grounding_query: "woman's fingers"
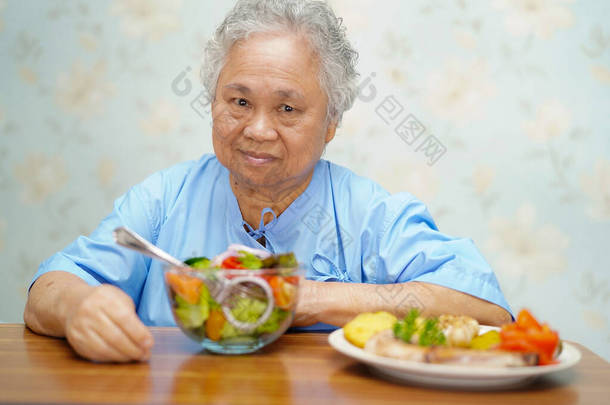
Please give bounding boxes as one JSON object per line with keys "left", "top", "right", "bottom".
{"left": 65, "top": 284, "right": 154, "bottom": 363}
{"left": 67, "top": 319, "right": 131, "bottom": 362}
{"left": 97, "top": 311, "right": 149, "bottom": 361}
{"left": 103, "top": 294, "right": 154, "bottom": 355}
{"left": 84, "top": 329, "right": 133, "bottom": 363}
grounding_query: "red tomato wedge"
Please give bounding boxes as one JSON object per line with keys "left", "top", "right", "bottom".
{"left": 499, "top": 309, "right": 560, "bottom": 366}
{"left": 517, "top": 308, "right": 542, "bottom": 330}
{"left": 221, "top": 256, "right": 246, "bottom": 269}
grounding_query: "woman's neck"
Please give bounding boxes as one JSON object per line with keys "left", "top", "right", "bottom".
{"left": 230, "top": 171, "right": 314, "bottom": 230}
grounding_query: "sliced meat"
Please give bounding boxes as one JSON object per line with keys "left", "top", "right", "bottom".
{"left": 365, "top": 330, "right": 426, "bottom": 362}
{"left": 364, "top": 330, "right": 538, "bottom": 367}
{"left": 426, "top": 346, "right": 539, "bottom": 367}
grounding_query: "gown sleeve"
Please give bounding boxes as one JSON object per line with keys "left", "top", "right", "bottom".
{"left": 359, "top": 192, "right": 513, "bottom": 317}
{"left": 30, "top": 162, "right": 191, "bottom": 307}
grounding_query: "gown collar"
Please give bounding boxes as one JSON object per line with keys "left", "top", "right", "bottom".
{"left": 222, "top": 160, "right": 325, "bottom": 246}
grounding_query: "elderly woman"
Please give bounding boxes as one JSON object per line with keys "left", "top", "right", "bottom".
{"left": 24, "top": 0, "right": 511, "bottom": 362}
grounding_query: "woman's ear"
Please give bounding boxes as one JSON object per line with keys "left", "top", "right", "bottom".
{"left": 325, "top": 121, "right": 338, "bottom": 144}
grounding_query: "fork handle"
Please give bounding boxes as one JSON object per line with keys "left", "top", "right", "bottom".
{"left": 113, "top": 226, "right": 187, "bottom": 269}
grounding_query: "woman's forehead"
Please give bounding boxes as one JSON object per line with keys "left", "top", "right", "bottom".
{"left": 219, "top": 32, "right": 322, "bottom": 95}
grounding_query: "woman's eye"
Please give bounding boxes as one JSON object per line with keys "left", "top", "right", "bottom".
{"left": 234, "top": 98, "right": 248, "bottom": 107}
{"left": 281, "top": 104, "right": 294, "bottom": 112}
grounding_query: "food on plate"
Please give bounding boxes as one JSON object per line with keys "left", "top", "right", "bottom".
{"left": 165, "top": 245, "right": 300, "bottom": 343}
{"left": 498, "top": 308, "right": 560, "bottom": 365}
{"left": 469, "top": 330, "right": 501, "bottom": 350}
{"left": 344, "top": 308, "right": 561, "bottom": 367}
{"left": 438, "top": 314, "right": 480, "bottom": 347}
{"left": 392, "top": 309, "right": 479, "bottom": 347}
{"left": 366, "top": 329, "right": 538, "bottom": 367}
{"left": 343, "top": 311, "right": 398, "bottom": 348}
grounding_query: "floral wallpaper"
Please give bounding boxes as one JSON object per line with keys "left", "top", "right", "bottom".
{"left": 0, "top": 1, "right": 608, "bottom": 360}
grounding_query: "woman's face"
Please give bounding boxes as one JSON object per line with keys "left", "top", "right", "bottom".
{"left": 212, "top": 32, "right": 336, "bottom": 192}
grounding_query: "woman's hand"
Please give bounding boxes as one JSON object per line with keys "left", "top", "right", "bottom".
{"left": 64, "top": 284, "right": 154, "bottom": 363}
{"left": 25, "top": 271, "right": 154, "bottom": 363}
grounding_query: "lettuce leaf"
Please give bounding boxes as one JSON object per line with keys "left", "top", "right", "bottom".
{"left": 219, "top": 297, "right": 289, "bottom": 338}
{"left": 237, "top": 251, "right": 263, "bottom": 269}
{"left": 255, "top": 308, "right": 289, "bottom": 334}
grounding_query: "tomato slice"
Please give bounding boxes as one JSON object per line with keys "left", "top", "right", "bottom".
{"left": 527, "top": 328, "right": 559, "bottom": 358}
{"left": 500, "top": 327, "right": 528, "bottom": 342}
{"left": 517, "top": 308, "right": 542, "bottom": 331}
{"left": 498, "top": 338, "right": 539, "bottom": 353}
{"left": 500, "top": 309, "right": 560, "bottom": 366}
{"left": 221, "top": 256, "right": 245, "bottom": 269}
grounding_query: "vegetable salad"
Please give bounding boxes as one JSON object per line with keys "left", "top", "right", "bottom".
{"left": 165, "top": 247, "right": 299, "bottom": 342}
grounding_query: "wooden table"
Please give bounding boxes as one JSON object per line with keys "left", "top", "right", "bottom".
{"left": 1, "top": 324, "right": 609, "bottom": 404}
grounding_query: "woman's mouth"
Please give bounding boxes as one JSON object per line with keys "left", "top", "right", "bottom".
{"left": 239, "top": 150, "right": 277, "bottom": 166}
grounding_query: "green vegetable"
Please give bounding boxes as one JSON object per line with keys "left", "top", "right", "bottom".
{"left": 219, "top": 297, "right": 289, "bottom": 339}
{"left": 418, "top": 317, "right": 446, "bottom": 346}
{"left": 393, "top": 308, "right": 420, "bottom": 343}
{"left": 174, "top": 283, "right": 211, "bottom": 328}
{"left": 231, "top": 297, "right": 267, "bottom": 322}
{"left": 220, "top": 320, "right": 241, "bottom": 339}
{"left": 260, "top": 252, "right": 298, "bottom": 268}
{"left": 184, "top": 256, "right": 211, "bottom": 269}
{"left": 393, "top": 309, "right": 446, "bottom": 347}
{"left": 256, "top": 308, "right": 289, "bottom": 334}
{"left": 175, "top": 294, "right": 209, "bottom": 328}
{"left": 219, "top": 297, "right": 266, "bottom": 339}
{"left": 237, "top": 251, "right": 263, "bottom": 269}
{"left": 276, "top": 253, "right": 297, "bottom": 268}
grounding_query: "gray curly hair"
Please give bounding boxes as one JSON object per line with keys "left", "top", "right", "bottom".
{"left": 201, "top": 0, "right": 359, "bottom": 124}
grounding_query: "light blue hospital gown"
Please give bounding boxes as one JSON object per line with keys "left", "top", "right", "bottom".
{"left": 32, "top": 154, "right": 512, "bottom": 330}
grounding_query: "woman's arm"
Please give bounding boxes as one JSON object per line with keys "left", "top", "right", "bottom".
{"left": 24, "top": 271, "right": 94, "bottom": 337}
{"left": 293, "top": 280, "right": 512, "bottom": 327}
{"left": 24, "top": 271, "right": 154, "bottom": 362}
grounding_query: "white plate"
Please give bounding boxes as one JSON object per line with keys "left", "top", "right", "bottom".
{"left": 328, "top": 326, "right": 581, "bottom": 390}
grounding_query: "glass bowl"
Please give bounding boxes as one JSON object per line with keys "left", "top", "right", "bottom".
{"left": 164, "top": 265, "right": 301, "bottom": 354}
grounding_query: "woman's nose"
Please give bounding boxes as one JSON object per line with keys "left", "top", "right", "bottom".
{"left": 243, "top": 111, "right": 278, "bottom": 141}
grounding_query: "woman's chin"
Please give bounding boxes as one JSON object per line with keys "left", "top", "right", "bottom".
{"left": 231, "top": 167, "right": 284, "bottom": 189}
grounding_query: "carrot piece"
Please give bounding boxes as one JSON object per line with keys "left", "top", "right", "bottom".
{"left": 284, "top": 276, "right": 299, "bottom": 285}
{"left": 206, "top": 309, "right": 226, "bottom": 341}
{"left": 269, "top": 276, "right": 296, "bottom": 310}
{"left": 165, "top": 272, "right": 203, "bottom": 305}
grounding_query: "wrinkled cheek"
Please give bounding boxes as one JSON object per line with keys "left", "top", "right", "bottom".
{"left": 212, "top": 108, "right": 241, "bottom": 142}
{"left": 212, "top": 111, "right": 242, "bottom": 168}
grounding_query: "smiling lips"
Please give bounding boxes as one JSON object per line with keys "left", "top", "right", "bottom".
{"left": 240, "top": 149, "right": 277, "bottom": 166}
